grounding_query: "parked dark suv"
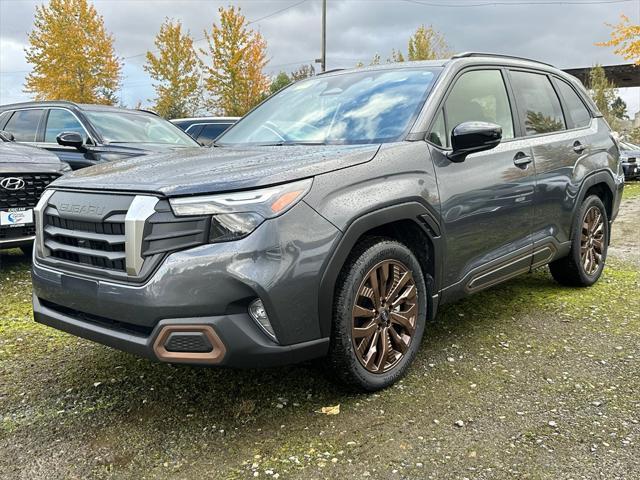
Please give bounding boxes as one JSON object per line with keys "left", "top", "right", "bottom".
{"left": 31, "top": 54, "right": 623, "bottom": 390}
{"left": 171, "top": 116, "right": 239, "bottom": 146}
{"left": 0, "top": 131, "right": 69, "bottom": 253}
{"left": 0, "top": 101, "right": 200, "bottom": 170}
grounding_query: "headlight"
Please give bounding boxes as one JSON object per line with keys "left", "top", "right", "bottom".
{"left": 169, "top": 178, "right": 313, "bottom": 242}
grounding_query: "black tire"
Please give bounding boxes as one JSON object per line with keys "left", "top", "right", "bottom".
{"left": 549, "top": 195, "right": 609, "bottom": 287}
{"left": 328, "top": 237, "right": 428, "bottom": 391}
{"left": 20, "top": 244, "right": 33, "bottom": 258}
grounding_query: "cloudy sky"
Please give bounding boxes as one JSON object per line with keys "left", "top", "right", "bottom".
{"left": 1, "top": 0, "right": 638, "bottom": 114}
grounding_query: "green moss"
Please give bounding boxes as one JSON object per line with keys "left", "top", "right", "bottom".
{"left": 622, "top": 181, "right": 640, "bottom": 201}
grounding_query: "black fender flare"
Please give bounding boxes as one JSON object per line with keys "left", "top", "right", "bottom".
{"left": 571, "top": 169, "right": 618, "bottom": 225}
{"left": 316, "top": 201, "right": 442, "bottom": 338}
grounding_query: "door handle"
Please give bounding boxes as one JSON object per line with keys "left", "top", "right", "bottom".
{"left": 573, "top": 141, "right": 586, "bottom": 154}
{"left": 513, "top": 152, "right": 532, "bottom": 168}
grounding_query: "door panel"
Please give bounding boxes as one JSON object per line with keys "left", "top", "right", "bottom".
{"left": 431, "top": 68, "right": 536, "bottom": 294}
{"left": 434, "top": 141, "right": 536, "bottom": 292}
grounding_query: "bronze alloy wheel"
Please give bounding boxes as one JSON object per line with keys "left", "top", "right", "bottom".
{"left": 580, "top": 205, "right": 605, "bottom": 276}
{"left": 351, "top": 260, "right": 418, "bottom": 374}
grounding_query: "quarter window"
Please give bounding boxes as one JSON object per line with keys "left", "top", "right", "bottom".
{"left": 510, "top": 71, "right": 566, "bottom": 135}
{"left": 444, "top": 70, "right": 515, "bottom": 142}
{"left": 428, "top": 109, "right": 447, "bottom": 147}
{"left": 45, "top": 109, "right": 87, "bottom": 143}
{"left": 3, "top": 109, "right": 43, "bottom": 142}
{"left": 555, "top": 80, "right": 591, "bottom": 128}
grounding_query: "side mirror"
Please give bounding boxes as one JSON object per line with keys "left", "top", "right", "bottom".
{"left": 56, "top": 131, "right": 86, "bottom": 151}
{"left": 448, "top": 121, "right": 502, "bottom": 163}
{"left": 0, "top": 130, "right": 15, "bottom": 142}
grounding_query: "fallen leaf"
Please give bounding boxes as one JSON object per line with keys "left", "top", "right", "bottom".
{"left": 317, "top": 404, "right": 340, "bottom": 415}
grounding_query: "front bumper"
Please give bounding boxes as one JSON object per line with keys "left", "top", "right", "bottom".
{"left": 32, "top": 201, "right": 340, "bottom": 367}
{"left": 0, "top": 234, "right": 34, "bottom": 249}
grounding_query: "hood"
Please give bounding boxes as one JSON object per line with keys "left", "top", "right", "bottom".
{"left": 0, "top": 142, "right": 61, "bottom": 164}
{"left": 51, "top": 144, "right": 381, "bottom": 196}
{"left": 102, "top": 142, "right": 197, "bottom": 153}
{"left": 621, "top": 148, "right": 640, "bottom": 157}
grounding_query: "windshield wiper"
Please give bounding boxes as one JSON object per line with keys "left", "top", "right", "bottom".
{"left": 258, "top": 141, "right": 327, "bottom": 146}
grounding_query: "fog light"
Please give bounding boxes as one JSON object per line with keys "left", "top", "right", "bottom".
{"left": 249, "top": 299, "right": 277, "bottom": 342}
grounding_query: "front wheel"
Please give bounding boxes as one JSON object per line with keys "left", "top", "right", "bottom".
{"left": 549, "top": 195, "right": 609, "bottom": 287}
{"left": 328, "top": 238, "right": 428, "bottom": 391}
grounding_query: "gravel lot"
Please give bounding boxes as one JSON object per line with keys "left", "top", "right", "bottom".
{"left": 1, "top": 183, "right": 639, "bottom": 480}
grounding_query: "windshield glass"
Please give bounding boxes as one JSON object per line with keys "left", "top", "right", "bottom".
{"left": 218, "top": 68, "right": 440, "bottom": 146}
{"left": 85, "top": 111, "right": 199, "bottom": 146}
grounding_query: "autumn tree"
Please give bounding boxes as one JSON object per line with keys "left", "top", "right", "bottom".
{"left": 24, "top": 0, "right": 121, "bottom": 104}
{"left": 144, "top": 19, "right": 201, "bottom": 119}
{"left": 201, "top": 6, "right": 270, "bottom": 116}
{"left": 597, "top": 14, "right": 640, "bottom": 65}
{"left": 407, "top": 25, "right": 451, "bottom": 60}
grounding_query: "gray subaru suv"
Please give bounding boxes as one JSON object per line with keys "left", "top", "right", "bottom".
{"left": 31, "top": 53, "right": 623, "bottom": 390}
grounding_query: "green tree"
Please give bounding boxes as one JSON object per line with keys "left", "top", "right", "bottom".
{"left": 144, "top": 19, "right": 201, "bottom": 119}
{"left": 610, "top": 96, "right": 628, "bottom": 120}
{"left": 24, "top": 0, "right": 121, "bottom": 104}
{"left": 588, "top": 65, "right": 620, "bottom": 130}
{"left": 270, "top": 71, "right": 291, "bottom": 94}
{"left": 201, "top": 6, "right": 270, "bottom": 116}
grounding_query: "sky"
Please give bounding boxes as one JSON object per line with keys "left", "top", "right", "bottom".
{"left": 0, "top": 0, "right": 638, "bottom": 116}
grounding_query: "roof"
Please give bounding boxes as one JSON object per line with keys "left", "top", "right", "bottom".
{"left": 171, "top": 116, "right": 240, "bottom": 123}
{"left": 563, "top": 64, "right": 639, "bottom": 88}
{"left": 0, "top": 100, "right": 153, "bottom": 115}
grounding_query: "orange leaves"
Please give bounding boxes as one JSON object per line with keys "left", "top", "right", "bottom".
{"left": 200, "top": 6, "right": 270, "bottom": 117}
{"left": 24, "top": 0, "right": 121, "bottom": 104}
{"left": 597, "top": 14, "right": 640, "bottom": 66}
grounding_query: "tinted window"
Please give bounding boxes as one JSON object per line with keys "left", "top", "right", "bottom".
{"left": 84, "top": 111, "right": 199, "bottom": 146}
{"left": 45, "top": 109, "right": 87, "bottom": 143}
{"left": 4, "top": 109, "right": 43, "bottom": 142}
{"left": 198, "top": 123, "right": 231, "bottom": 145}
{"left": 444, "top": 70, "right": 514, "bottom": 141}
{"left": 556, "top": 80, "right": 591, "bottom": 128}
{"left": 428, "top": 109, "right": 447, "bottom": 147}
{"left": 219, "top": 69, "right": 439, "bottom": 145}
{"left": 510, "top": 71, "right": 565, "bottom": 135}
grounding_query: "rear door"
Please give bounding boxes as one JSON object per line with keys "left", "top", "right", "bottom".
{"left": 430, "top": 68, "right": 537, "bottom": 297}
{"left": 2, "top": 109, "right": 44, "bottom": 144}
{"left": 508, "top": 70, "right": 594, "bottom": 252}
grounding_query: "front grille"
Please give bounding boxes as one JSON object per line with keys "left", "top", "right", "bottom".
{"left": 0, "top": 224, "right": 35, "bottom": 241}
{"left": 0, "top": 173, "right": 59, "bottom": 209}
{"left": 38, "top": 192, "right": 210, "bottom": 282}
{"left": 43, "top": 206, "right": 127, "bottom": 272}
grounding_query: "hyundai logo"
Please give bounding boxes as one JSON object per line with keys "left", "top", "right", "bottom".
{"left": 0, "top": 177, "right": 25, "bottom": 191}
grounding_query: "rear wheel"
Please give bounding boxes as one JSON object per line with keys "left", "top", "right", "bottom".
{"left": 549, "top": 195, "right": 608, "bottom": 287}
{"left": 329, "top": 238, "right": 428, "bottom": 391}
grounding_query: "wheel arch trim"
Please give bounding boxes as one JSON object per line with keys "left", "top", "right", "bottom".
{"left": 317, "top": 201, "right": 442, "bottom": 338}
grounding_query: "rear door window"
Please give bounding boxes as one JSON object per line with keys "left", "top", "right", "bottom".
{"left": 555, "top": 80, "right": 592, "bottom": 129}
{"left": 510, "top": 71, "right": 566, "bottom": 135}
{"left": 3, "top": 109, "right": 43, "bottom": 142}
{"left": 197, "top": 123, "right": 231, "bottom": 145}
{"left": 44, "top": 109, "right": 87, "bottom": 143}
{"left": 444, "top": 69, "right": 515, "bottom": 141}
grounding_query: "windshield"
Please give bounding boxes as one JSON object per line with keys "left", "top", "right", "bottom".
{"left": 85, "top": 111, "right": 199, "bottom": 146}
{"left": 218, "top": 68, "right": 440, "bottom": 146}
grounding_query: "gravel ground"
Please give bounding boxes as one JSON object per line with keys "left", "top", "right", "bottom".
{"left": 1, "top": 183, "right": 638, "bottom": 480}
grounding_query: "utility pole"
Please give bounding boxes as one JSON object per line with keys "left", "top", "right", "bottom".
{"left": 315, "top": 0, "right": 326, "bottom": 72}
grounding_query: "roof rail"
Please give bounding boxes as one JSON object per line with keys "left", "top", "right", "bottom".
{"left": 451, "top": 52, "right": 555, "bottom": 68}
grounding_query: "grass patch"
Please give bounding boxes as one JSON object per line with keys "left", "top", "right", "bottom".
{"left": 623, "top": 180, "right": 640, "bottom": 200}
